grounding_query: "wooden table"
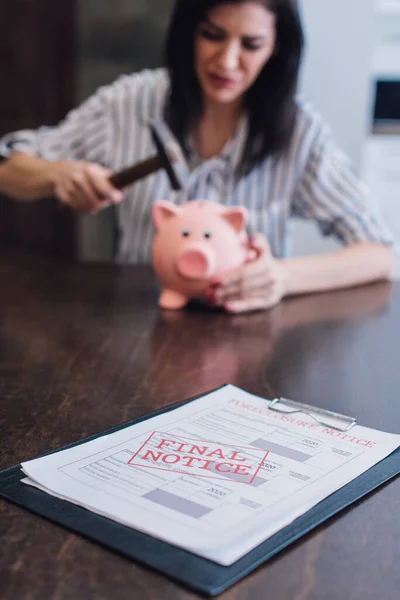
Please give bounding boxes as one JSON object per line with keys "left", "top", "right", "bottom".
{"left": 0, "top": 254, "right": 399, "bottom": 600}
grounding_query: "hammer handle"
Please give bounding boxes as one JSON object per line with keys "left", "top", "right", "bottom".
{"left": 109, "top": 154, "right": 162, "bottom": 189}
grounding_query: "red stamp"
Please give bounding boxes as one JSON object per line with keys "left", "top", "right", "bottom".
{"left": 127, "top": 431, "right": 268, "bottom": 485}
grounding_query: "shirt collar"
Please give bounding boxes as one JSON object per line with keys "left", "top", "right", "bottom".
{"left": 186, "top": 114, "right": 248, "bottom": 174}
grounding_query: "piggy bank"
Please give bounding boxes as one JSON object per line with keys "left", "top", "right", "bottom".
{"left": 151, "top": 200, "right": 254, "bottom": 310}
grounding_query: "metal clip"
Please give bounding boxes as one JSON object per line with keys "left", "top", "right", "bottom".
{"left": 269, "top": 398, "right": 357, "bottom": 432}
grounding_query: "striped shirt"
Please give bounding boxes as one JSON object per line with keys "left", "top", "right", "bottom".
{"left": 0, "top": 68, "right": 393, "bottom": 264}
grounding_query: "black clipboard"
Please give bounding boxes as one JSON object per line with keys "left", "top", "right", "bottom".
{"left": 1, "top": 386, "right": 399, "bottom": 597}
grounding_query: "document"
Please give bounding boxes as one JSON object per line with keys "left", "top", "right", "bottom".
{"left": 21, "top": 385, "right": 400, "bottom": 565}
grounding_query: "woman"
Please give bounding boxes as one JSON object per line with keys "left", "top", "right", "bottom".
{"left": 0, "top": 0, "right": 394, "bottom": 313}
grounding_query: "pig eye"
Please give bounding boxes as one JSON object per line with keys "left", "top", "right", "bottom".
{"left": 204, "top": 232, "right": 212, "bottom": 239}
{"left": 182, "top": 229, "right": 190, "bottom": 237}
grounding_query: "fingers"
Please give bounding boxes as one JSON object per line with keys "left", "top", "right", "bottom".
{"left": 75, "top": 169, "right": 105, "bottom": 212}
{"left": 249, "top": 232, "right": 272, "bottom": 258}
{"left": 211, "top": 233, "right": 272, "bottom": 287}
{"left": 55, "top": 161, "right": 123, "bottom": 213}
{"left": 210, "top": 237, "right": 274, "bottom": 304}
{"left": 211, "top": 258, "right": 257, "bottom": 299}
{"left": 213, "top": 271, "right": 270, "bottom": 303}
{"left": 204, "top": 233, "right": 285, "bottom": 315}
{"left": 56, "top": 181, "right": 92, "bottom": 212}
{"left": 86, "top": 164, "right": 123, "bottom": 208}
{"left": 223, "top": 297, "right": 273, "bottom": 314}
{"left": 223, "top": 285, "right": 282, "bottom": 313}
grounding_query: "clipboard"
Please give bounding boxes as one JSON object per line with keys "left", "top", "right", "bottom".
{"left": 0, "top": 386, "right": 399, "bottom": 597}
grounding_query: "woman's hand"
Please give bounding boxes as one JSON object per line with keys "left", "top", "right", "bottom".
{"left": 52, "top": 160, "right": 123, "bottom": 213}
{"left": 208, "top": 233, "right": 287, "bottom": 314}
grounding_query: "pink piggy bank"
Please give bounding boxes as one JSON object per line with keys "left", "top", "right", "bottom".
{"left": 152, "top": 200, "right": 254, "bottom": 310}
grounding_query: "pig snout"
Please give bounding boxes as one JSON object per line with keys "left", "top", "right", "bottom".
{"left": 176, "top": 245, "right": 216, "bottom": 280}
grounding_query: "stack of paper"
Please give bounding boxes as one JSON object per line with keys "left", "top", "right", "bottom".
{"left": 22, "top": 385, "right": 400, "bottom": 565}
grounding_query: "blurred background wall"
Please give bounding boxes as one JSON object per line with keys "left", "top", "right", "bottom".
{"left": 0, "top": 0, "right": 77, "bottom": 256}
{"left": 296, "top": 0, "right": 399, "bottom": 278}
{"left": 293, "top": 0, "right": 375, "bottom": 258}
{"left": 78, "top": 0, "right": 175, "bottom": 102}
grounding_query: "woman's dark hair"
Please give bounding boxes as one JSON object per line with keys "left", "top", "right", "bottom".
{"left": 165, "top": 0, "right": 304, "bottom": 176}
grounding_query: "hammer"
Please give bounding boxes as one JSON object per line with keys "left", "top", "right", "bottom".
{"left": 108, "top": 120, "right": 189, "bottom": 191}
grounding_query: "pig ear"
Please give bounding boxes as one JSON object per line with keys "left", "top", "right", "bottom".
{"left": 152, "top": 201, "right": 182, "bottom": 230}
{"left": 221, "top": 207, "right": 247, "bottom": 233}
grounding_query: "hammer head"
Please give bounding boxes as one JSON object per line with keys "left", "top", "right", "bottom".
{"left": 149, "top": 119, "right": 190, "bottom": 191}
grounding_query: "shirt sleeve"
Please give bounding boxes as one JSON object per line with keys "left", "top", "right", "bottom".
{"left": 0, "top": 68, "right": 165, "bottom": 168}
{"left": 0, "top": 80, "right": 119, "bottom": 166}
{"left": 291, "top": 107, "right": 394, "bottom": 247}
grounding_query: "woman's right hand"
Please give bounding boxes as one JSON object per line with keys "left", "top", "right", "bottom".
{"left": 52, "top": 160, "right": 123, "bottom": 213}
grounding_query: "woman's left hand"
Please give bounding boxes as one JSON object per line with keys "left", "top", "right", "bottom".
{"left": 207, "top": 233, "right": 287, "bottom": 314}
